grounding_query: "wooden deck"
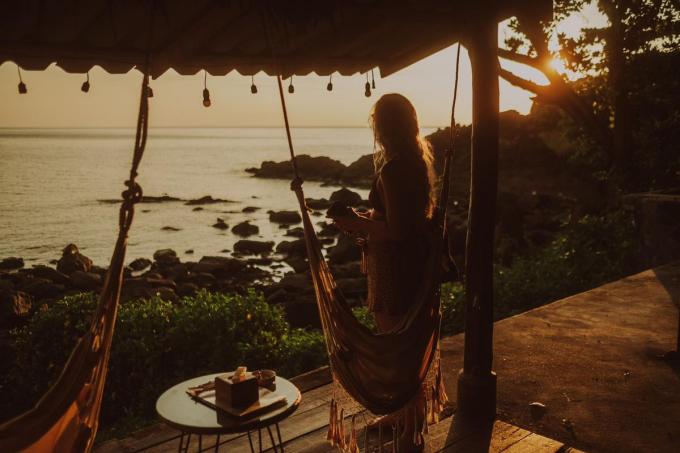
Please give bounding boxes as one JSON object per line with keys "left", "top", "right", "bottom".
{"left": 96, "top": 367, "right": 581, "bottom": 453}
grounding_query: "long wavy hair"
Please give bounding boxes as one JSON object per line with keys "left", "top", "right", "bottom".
{"left": 369, "top": 93, "right": 435, "bottom": 216}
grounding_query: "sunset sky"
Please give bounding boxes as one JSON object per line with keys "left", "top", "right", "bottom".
{"left": 0, "top": 7, "right": 603, "bottom": 129}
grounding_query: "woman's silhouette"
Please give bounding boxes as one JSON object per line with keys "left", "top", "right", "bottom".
{"left": 332, "top": 93, "right": 435, "bottom": 450}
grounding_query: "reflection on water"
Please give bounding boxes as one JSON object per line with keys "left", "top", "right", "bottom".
{"left": 1, "top": 127, "right": 418, "bottom": 266}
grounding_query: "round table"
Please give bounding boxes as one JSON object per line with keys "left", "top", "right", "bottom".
{"left": 156, "top": 372, "right": 301, "bottom": 452}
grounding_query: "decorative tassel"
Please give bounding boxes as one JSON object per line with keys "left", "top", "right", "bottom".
{"left": 81, "top": 72, "right": 90, "bottom": 93}
{"left": 378, "top": 424, "right": 383, "bottom": 453}
{"left": 348, "top": 415, "right": 359, "bottom": 453}
{"left": 202, "top": 71, "right": 211, "bottom": 107}
{"left": 288, "top": 76, "right": 295, "bottom": 94}
{"left": 327, "top": 74, "right": 333, "bottom": 91}
{"left": 250, "top": 75, "right": 257, "bottom": 94}
{"left": 338, "top": 408, "right": 345, "bottom": 448}
{"left": 327, "top": 399, "right": 336, "bottom": 444}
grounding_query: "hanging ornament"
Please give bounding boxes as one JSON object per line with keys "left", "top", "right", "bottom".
{"left": 202, "top": 70, "right": 211, "bottom": 107}
{"left": 147, "top": 86, "right": 154, "bottom": 98}
{"left": 250, "top": 75, "right": 257, "bottom": 94}
{"left": 17, "top": 66, "right": 27, "bottom": 94}
{"left": 364, "top": 73, "right": 371, "bottom": 97}
{"left": 81, "top": 72, "right": 90, "bottom": 93}
{"left": 288, "top": 76, "right": 295, "bottom": 94}
{"left": 371, "top": 69, "right": 376, "bottom": 89}
{"left": 327, "top": 74, "right": 333, "bottom": 91}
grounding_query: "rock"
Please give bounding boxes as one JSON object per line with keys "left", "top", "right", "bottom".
{"left": 30, "top": 265, "right": 69, "bottom": 285}
{"left": 330, "top": 262, "right": 363, "bottom": 279}
{"left": 23, "top": 278, "right": 63, "bottom": 300}
{"left": 185, "top": 195, "right": 231, "bottom": 205}
{"left": 328, "top": 235, "right": 361, "bottom": 264}
{"left": 232, "top": 221, "right": 259, "bottom": 237}
{"left": 70, "top": 271, "right": 102, "bottom": 291}
{"left": 0, "top": 291, "right": 32, "bottom": 326}
{"left": 0, "top": 257, "right": 24, "bottom": 271}
{"left": 153, "top": 249, "right": 179, "bottom": 266}
{"left": 177, "top": 282, "right": 199, "bottom": 297}
{"left": 193, "top": 256, "right": 247, "bottom": 277}
{"left": 212, "top": 218, "right": 229, "bottom": 230}
{"left": 129, "top": 258, "right": 152, "bottom": 272}
{"left": 191, "top": 272, "right": 216, "bottom": 288}
{"left": 146, "top": 278, "right": 177, "bottom": 290}
{"left": 56, "top": 244, "right": 92, "bottom": 275}
{"left": 161, "top": 226, "right": 181, "bottom": 231}
{"left": 248, "top": 154, "right": 346, "bottom": 181}
{"left": 164, "top": 263, "right": 189, "bottom": 281}
{"left": 248, "top": 257, "right": 273, "bottom": 266}
{"left": 234, "top": 240, "right": 274, "bottom": 255}
{"left": 0, "top": 279, "right": 14, "bottom": 294}
{"left": 192, "top": 207, "right": 204, "bottom": 211}
{"left": 330, "top": 187, "right": 363, "bottom": 207}
{"left": 242, "top": 206, "right": 260, "bottom": 213}
{"left": 269, "top": 210, "right": 302, "bottom": 224}
{"left": 284, "top": 256, "right": 309, "bottom": 273}
{"left": 278, "top": 272, "right": 313, "bottom": 292}
{"left": 341, "top": 154, "right": 374, "bottom": 186}
{"left": 318, "top": 221, "right": 339, "bottom": 237}
{"left": 529, "top": 402, "right": 547, "bottom": 421}
{"left": 276, "top": 239, "right": 307, "bottom": 256}
{"left": 305, "top": 198, "right": 331, "bottom": 210}
{"left": 285, "top": 227, "right": 305, "bottom": 238}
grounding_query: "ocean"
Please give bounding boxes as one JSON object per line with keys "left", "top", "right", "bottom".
{"left": 0, "top": 127, "right": 427, "bottom": 269}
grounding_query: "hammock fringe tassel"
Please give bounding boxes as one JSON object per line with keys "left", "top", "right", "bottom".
{"left": 326, "top": 352, "right": 448, "bottom": 452}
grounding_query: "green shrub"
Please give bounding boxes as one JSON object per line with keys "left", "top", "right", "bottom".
{"left": 4, "top": 290, "right": 328, "bottom": 432}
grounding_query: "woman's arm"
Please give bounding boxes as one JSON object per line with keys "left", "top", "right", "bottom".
{"left": 334, "top": 163, "right": 415, "bottom": 241}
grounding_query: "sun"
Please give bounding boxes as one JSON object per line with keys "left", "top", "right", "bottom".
{"left": 548, "top": 57, "right": 567, "bottom": 74}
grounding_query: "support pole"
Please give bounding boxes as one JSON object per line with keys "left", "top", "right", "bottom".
{"left": 456, "top": 15, "right": 500, "bottom": 423}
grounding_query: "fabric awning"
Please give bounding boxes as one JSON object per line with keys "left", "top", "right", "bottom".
{"left": 0, "top": 0, "right": 551, "bottom": 79}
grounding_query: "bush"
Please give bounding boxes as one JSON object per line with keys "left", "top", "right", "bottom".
{"left": 3, "top": 290, "right": 327, "bottom": 432}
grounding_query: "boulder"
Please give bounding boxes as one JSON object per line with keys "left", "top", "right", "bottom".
{"left": 284, "top": 256, "right": 309, "bottom": 273}
{"left": 266, "top": 288, "right": 287, "bottom": 304}
{"left": 23, "top": 278, "right": 63, "bottom": 300}
{"left": 56, "top": 244, "right": 92, "bottom": 275}
{"left": 185, "top": 195, "right": 231, "bottom": 205}
{"left": 305, "top": 198, "right": 332, "bottom": 210}
{"left": 330, "top": 187, "right": 363, "bottom": 207}
{"left": 0, "top": 291, "right": 31, "bottom": 326}
{"left": 277, "top": 272, "right": 313, "bottom": 292}
{"left": 242, "top": 206, "right": 260, "bottom": 213}
{"left": 318, "top": 221, "right": 339, "bottom": 237}
{"left": 193, "top": 256, "right": 247, "bottom": 277}
{"left": 285, "top": 227, "right": 305, "bottom": 238}
{"left": 336, "top": 278, "right": 367, "bottom": 296}
{"left": 129, "top": 257, "right": 152, "bottom": 272}
{"left": 31, "top": 265, "right": 69, "bottom": 285}
{"left": 151, "top": 286, "right": 178, "bottom": 303}
{"left": 70, "top": 271, "right": 102, "bottom": 291}
{"left": 212, "top": 218, "right": 229, "bottom": 230}
{"left": 164, "top": 263, "right": 189, "bottom": 281}
{"left": 232, "top": 221, "right": 259, "bottom": 237}
{"left": 269, "top": 210, "right": 302, "bottom": 224}
{"left": 234, "top": 240, "right": 274, "bottom": 255}
{"left": 177, "top": 282, "right": 199, "bottom": 297}
{"left": 328, "top": 235, "right": 361, "bottom": 264}
{"left": 0, "top": 257, "right": 24, "bottom": 271}
{"left": 0, "top": 278, "right": 14, "bottom": 294}
{"left": 248, "top": 154, "right": 346, "bottom": 182}
{"left": 341, "top": 154, "right": 374, "bottom": 186}
{"left": 161, "top": 226, "right": 181, "bottom": 231}
{"left": 153, "top": 249, "right": 179, "bottom": 266}
{"left": 191, "top": 272, "right": 216, "bottom": 288}
{"left": 276, "top": 239, "right": 307, "bottom": 256}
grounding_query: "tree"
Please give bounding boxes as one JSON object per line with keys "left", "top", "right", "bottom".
{"left": 499, "top": 0, "right": 680, "bottom": 190}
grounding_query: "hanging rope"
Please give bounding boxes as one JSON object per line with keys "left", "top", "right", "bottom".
{"left": 202, "top": 70, "right": 211, "bottom": 107}
{"left": 371, "top": 69, "right": 376, "bottom": 89}
{"left": 81, "top": 71, "right": 90, "bottom": 93}
{"left": 17, "top": 65, "right": 27, "bottom": 94}
{"left": 276, "top": 75, "right": 301, "bottom": 183}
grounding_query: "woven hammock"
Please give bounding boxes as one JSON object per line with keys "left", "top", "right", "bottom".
{"left": 0, "top": 73, "right": 151, "bottom": 453}
{"left": 275, "top": 42, "right": 461, "bottom": 448}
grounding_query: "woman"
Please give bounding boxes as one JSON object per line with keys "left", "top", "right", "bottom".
{"left": 333, "top": 93, "right": 435, "bottom": 450}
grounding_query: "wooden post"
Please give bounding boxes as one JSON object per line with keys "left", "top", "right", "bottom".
{"left": 456, "top": 15, "right": 499, "bottom": 422}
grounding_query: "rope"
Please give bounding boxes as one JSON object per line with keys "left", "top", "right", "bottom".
{"left": 436, "top": 43, "right": 462, "bottom": 219}
{"left": 275, "top": 74, "right": 302, "bottom": 185}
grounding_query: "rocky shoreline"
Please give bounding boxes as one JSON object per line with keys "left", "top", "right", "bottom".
{"left": 0, "top": 187, "right": 374, "bottom": 335}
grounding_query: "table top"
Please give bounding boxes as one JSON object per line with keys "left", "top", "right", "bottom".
{"left": 156, "top": 372, "right": 301, "bottom": 435}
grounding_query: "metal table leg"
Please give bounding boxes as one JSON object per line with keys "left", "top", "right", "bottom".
{"left": 214, "top": 434, "right": 221, "bottom": 452}
{"left": 178, "top": 432, "right": 191, "bottom": 453}
{"left": 275, "top": 423, "right": 285, "bottom": 453}
{"left": 266, "top": 426, "right": 278, "bottom": 453}
{"left": 247, "top": 431, "right": 255, "bottom": 453}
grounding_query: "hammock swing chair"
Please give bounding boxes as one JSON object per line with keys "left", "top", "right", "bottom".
{"left": 0, "top": 18, "right": 465, "bottom": 453}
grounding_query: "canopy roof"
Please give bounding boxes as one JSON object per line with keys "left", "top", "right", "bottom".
{"left": 0, "top": 0, "right": 551, "bottom": 79}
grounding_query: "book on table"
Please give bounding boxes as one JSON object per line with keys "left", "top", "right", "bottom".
{"left": 187, "top": 383, "right": 286, "bottom": 418}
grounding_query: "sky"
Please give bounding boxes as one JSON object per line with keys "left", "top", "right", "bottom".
{"left": 0, "top": 7, "right": 604, "bottom": 129}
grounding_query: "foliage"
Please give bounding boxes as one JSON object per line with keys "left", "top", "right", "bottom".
{"left": 3, "top": 290, "right": 327, "bottom": 431}
{"left": 494, "top": 209, "right": 638, "bottom": 317}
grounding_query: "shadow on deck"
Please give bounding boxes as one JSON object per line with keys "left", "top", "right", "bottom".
{"left": 97, "top": 262, "right": 680, "bottom": 452}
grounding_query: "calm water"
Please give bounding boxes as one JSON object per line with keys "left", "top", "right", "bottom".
{"left": 0, "top": 127, "right": 416, "bottom": 267}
